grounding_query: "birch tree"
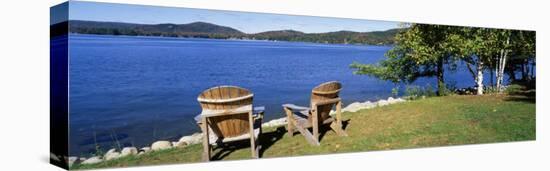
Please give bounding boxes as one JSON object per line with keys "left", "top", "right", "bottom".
{"left": 451, "top": 27, "right": 493, "bottom": 95}
{"left": 494, "top": 30, "right": 512, "bottom": 92}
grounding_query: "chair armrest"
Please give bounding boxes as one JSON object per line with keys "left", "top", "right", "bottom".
{"left": 253, "top": 106, "right": 265, "bottom": 115}
{"left": 282, "top": 104, "right": 310, "bottom": 111}
{"left": 196, "top": 106, "right": 265, "bottom": 123}
{"left": 253, "top": 106, "right": 265, "bottom": 120}
{"left": 194, "top": 114, "right": 202, "bottom": 124}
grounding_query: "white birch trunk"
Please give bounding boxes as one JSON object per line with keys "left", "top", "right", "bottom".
{"left": 476, "top": 60, "right": 484, "bottom": 95}
{"left": 491, "top": 60, "right": 500, "bottom": 88}
{"left": 496, "top": 53, "right": 502, "bottom": 91}
{"left": 499, "top": 52, "right": 507, "bottom": 92}
{"left": 496, "top": 36, "right": 510, "bottom": 93}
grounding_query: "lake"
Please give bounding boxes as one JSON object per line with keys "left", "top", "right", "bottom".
{"left": 67, "top": 34, "right": 478, "bottom": 155}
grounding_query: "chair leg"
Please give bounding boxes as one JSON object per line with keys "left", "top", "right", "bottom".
{"left": 201, "top": 117, "right": 210, "bottom": 161}
{"left": 330, "top": 122, "right": 348, "bottom": 136}
{"left": 284, "top": 108, "right": 294, "bottom": 136}
{"left": 255, "top": 133, "right": 261, "bottom": 158}
{"left": 290, "top": 119, "right": 320, "bottom": 146}
{"left": 256, "top": 116, "right": 262, "bottom": 158}
{"left": 311, "top": 106, "right": 319, "bottom": 144}
{"left": 248, "top": 111, "right": 257, "bottom": 158}
{"left": 284, "top": 107, "right": 319, "bottom": 146}
{"left": 332, "top": 101, "right": 348, "bottom": 136}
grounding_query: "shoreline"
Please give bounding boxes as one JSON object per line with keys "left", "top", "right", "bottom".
{"left": 68, "top": 33, "right": 395, "bottom": 47}
{"left": 68, "top": 96, "right": 407, "bottom": 166}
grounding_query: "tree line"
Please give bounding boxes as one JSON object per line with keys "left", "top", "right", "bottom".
{"left": 252, "top": 29, "right": 402, "bottom": 45}
{"left": 69, "top": 20, "right": 399, "bottom": 45}
{"left": 351, "top": 23, "right": 535, "bottom": 95}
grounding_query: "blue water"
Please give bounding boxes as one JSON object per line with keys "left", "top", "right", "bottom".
{"left": 68, "top": 34, "right": 480, "bottom": 155}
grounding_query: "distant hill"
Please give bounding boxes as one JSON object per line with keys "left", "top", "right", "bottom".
{"left": 69, "top": 20, "right": 402, "bottom": 45}
{"left": 253, "top": 29, "right": 403, "bottom": 45}
{"left": 253, "top": 30, "right": 306, "bottom": 40}
{"left": 69, "top": 20, "right": 244, "bottom": 38}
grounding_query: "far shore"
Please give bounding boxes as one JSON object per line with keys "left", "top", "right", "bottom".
{"left": 68, "top": 33, "right": 394, "bottom": 47}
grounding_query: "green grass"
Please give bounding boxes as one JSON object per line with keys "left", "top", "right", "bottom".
{"left": 71, "top": 93, "right": 535, "bottom": 170}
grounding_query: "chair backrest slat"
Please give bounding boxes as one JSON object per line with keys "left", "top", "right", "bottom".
{"left": 311, "top": 81, "right": 342, "bottom": 122}
{"left": 198, "top": 86, "right": 253, "bottom": 138}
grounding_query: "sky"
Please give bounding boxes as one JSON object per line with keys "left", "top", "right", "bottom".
{"left": 68, "top": 1, "right": 400, "bottom": 34}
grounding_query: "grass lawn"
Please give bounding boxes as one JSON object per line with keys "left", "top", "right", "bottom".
{"left": 72, "top": 93, "right": 535, "bottom": 170}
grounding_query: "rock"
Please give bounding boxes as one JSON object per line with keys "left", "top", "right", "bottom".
{"left": 140, "top": 147, "right": 151, "bottom": 153}
{"left": 120, "top": 147, "right": 138, "bottom": 157}
{"left": 106, "top": 148, "right": 116, "bottom": 154}
{"left": 104, "top": 148, "right": 121, "bottom": 160}
{"left": 81, "top": 156, "right": 103, "bottom": 165}
{"left": 68, "top": 156, "right": 78, "bottom": 167}
{"left": 387, "top": 97, "right": 407, "bottom": 104}
{"left": 174, "top": 141, "right": 188, "bottom": 148}
{"left": 138, "top": 151, "right": 145, "bottom": 155}
{"left": 342, "top": 102, "right": 363, "bottom": 112}
{"left": 395, "top": 98, "right": 406, "bottom": 103}
{"left": 104, "top": 151, "right": 121, "bottom": 161}
{"left": 262, "top": 118, "right": 287, "bottom": 127}
{"left": 178, "top": 133, "right": 203, "bottom": 145}
{"left": 151, "top": 141, "right": 172, "bottom": 151}
{"left": 364, "top": 101, "right": 376, "bottom": 109}
{"left": 387, "top": 97, "right": 397, "bottom": 104}
{"left": 79, "top": 157, "right": 87, "bottom": 162}
{"left": 377, "top": 99, "right": 389, "bottom": 106}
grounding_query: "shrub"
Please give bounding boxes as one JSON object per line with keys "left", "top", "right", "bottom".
{"left": 405, "top": 86, "right": 421, "bottom": 100}
{"left": 405, "top": 85, "right": 439, "bottom": 100}
{"left": 505, "top": 84, "right": 524, "bottom": 95}
{"left": 391, "top": 86, "right": 399, "bottom": 97}
{"left": 424, "top": 84, "right": 437, "bottom": 97}
{"left": 443, "top": 81, "right": 457, "bottom": 96}
{"left": 484, "top": 86, "right": 499, "bottom": 94}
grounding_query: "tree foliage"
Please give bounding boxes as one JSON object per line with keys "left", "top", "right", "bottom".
{"left": 351, "top": 23, "right": 457, "bottom": 95}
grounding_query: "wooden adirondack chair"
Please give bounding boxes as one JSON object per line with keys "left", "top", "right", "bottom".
{"left": 195, "top": 86, "right": 264, "bottom": 161}
{"left": 282, "top": 81, "right": 347, "bottom": 146}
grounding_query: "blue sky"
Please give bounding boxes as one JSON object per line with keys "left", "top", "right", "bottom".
{"left": 69, "top": 1, "right": 400, "bottom": 34}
